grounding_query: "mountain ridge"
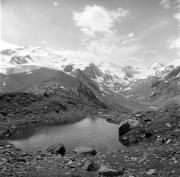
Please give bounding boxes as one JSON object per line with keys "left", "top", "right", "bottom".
{"left": 0, "top": 46, "right": 179, "bottom": 111}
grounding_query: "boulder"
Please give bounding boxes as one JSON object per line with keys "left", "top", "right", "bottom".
{"left": 73, "top": 147, "right": 97, "bottom": 155}
{"left": 98, "top": 165, "right": 124, "bottom": 176}
{"left": 119, "top": 119, "right": 139, "bottom": 136}
{"left": 119, "top": 122, "right": 130, "bottom": 136}
{"left": 47, "top": 143, "right": 65, "bottom": 156}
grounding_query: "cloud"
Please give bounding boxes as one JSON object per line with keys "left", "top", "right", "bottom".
{"left": 174, "top": 12, "right": 180, "bottom": 26}
{"left": 160, "top": 0, "right": 171, "bottom": 8}
{"left": 55, "top": 45, "right": 142, "bottom": 67}
{"left": 85, "top": 31, "right": 120, "bottom": 53}
{"left": 160, "top": 0, "right": 180, "bottom": 8}
{"left": 84, "top": 32, "right": 142, "bottom": 65}
{"left": 41, "top": 40, "right": 47, "bottom": 44}
{"left": 142, "top": 50, "right": 158, "bottom": 54}
{"left": 169, "top": 36, "right": 180, "bottom": 49}
{"left": 73, "top": 5, "right": 129, "bottom": 36}
{"left": 141, "top": 20, "right": 169, "bottom": 38}
{"left": 128, "top": 32, "right": 134, "bottom": 38}
{"left": 50, "top": 48, "right": 104, "bottom": 64}
{"left": 72, "top": 5, "right": 141, "bottom": 66}
{"left": 168, "top": 12, "right": 180, "bottom": 54}
{"left": 168, "top": 59, "right": 180, "bottom": 66}
{"left": 53, "top": 1, "right": 59, "bottom": 7}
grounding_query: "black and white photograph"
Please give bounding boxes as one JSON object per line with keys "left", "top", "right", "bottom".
{"left": 0, "top": 0, "right": 180, "bottom": 176}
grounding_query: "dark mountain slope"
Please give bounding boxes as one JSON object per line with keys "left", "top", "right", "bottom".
{"left": 0, "top": 67, "right": 131, "bottom": 113}
{"left": 74, "top": 65, "right": 149, "bottom": 111}
{"left": 75, "top": 69, "right": 130, "bottom": 112}
{"left": 0, "top": 67, "right": 79, "bottom": 93}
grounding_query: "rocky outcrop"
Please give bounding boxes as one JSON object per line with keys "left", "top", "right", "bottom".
{"left": 63, "top": 64, "right": 74, "bottom": 73}
{"left": 10, "top": 55, "right": 32, "bottom": 65}
{"left": 83, "top": 63, "right": 103, "bottom": 79}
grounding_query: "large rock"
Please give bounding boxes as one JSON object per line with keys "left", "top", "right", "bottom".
{"left": 47, "top": 143, "right": 65, "bottom": 156}
{"left": 98, "top": 165, "right": 123, "bottom": 176}
{"left": 119, "top": 119, "right": 139, "bottom": 136}
{"left": 119, "top": 122, "right": 130, "bottom": 136}
{"left": 73, "top": 147, "right": 97, "bottom": 155}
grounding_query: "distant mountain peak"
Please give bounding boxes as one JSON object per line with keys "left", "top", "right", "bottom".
{"left": 0, "top": 46, "right": 178, "bottom": 83}
{"left": 149, "top": 62, "right": 165, "bottom": 70}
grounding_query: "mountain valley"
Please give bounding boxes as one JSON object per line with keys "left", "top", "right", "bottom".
{"left": 1, "top": 47, "right": 179, "bottom": 111}
{"left": 0, "top": 46, "right": 180, "bottom": 177}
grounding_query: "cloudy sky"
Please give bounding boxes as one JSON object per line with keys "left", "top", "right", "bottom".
{"left": 0, "top": 0, "right": 180, "bottom": 66}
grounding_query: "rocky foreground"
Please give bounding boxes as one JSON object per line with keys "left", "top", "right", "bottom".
{"left": 0, "top": 92, "right": 180, "bottom": 176}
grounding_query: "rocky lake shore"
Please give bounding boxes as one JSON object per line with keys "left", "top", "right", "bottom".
{"left": 0, "top": 92, "right": 180, "bottom": 177}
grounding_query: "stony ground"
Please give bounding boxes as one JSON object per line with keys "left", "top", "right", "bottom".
{"left": 0, "top": 92, "right": 180, "bottom": 176}
{"left": 1, "top": 135, "right": 180, "bottom": 177}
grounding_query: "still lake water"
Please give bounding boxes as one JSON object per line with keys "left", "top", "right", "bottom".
{"left": 8, "top": 117, "right": 123, "bottom": 154}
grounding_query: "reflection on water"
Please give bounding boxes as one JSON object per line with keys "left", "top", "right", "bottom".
{"left": 8, "top": 117, "right": 123, "bottom": 153}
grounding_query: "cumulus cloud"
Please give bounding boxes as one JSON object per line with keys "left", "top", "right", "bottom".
{"left": 72, "top": 5, "right": 143, "bottom": 66}
{"left": 73, "top": 5, "right": 129, "bottom": 36}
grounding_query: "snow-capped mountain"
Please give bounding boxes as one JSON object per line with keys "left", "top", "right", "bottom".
{"left": 0, "top": 46, "right": 178, "bottom": 111}
{"left": 0, "top": 46, "right": 169, "bottom": 78}
{"left": 0, "top": 47, "right": 64, "bottom": 68}
{"left": 149, "top": 62, "right": 165, "bottom": 70}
